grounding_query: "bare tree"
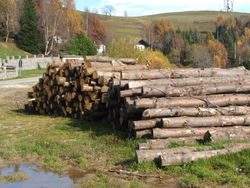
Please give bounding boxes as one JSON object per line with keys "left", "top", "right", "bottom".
{"left": 102, "top": 5, "right": 115, "bottom": 17}
{"left": 0, "top": 0, "right": 18, "bottom": 42}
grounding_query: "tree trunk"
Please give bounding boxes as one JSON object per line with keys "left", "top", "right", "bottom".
{"left": 162, "top": 115, "right": 250, "bottom": 128}
{"left": 204, "top": 129, "right": 249, "bottom": 142}
{"left": 153, "top": 126, "right": 250, "bottom": 139}
{"left": 134, "top": 94, "right": 250, "bottom": 109}
{"left": 121, "top": 67, "right": 249, "bottom": 80}
{"left": 160, "top": 143, "right": 250, "bottom": 166}
{"left": 143, "top": 106, "right": 250, "bottom": 118}
{"left": 127, "top": 76, "right": 250, "bottom": 89}
{"left": 139, "top": 137, "right": 202, "bottom": 150}
{"left": 136, "top": 147, "right": 198, "bottom": 163}
{"left": 142, "top": 84, "right": 250, "bottom": 97}
{"left": 92, "top": 71, "right": 121, "bottom": 79}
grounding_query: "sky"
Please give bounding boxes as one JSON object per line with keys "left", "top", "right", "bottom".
{"left": 75, "top": 0, "right": 250, "bottom": 17}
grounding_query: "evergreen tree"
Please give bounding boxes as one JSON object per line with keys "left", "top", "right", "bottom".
{"left": 68, "top": 33, "right": 97, "bottom": 56}
{"left": 17, "top": 0, "right": 40, "bottom": 54}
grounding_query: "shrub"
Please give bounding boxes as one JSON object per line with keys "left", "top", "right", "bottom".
{"left": 68, "top": 33, "right": 97, "bottom": 56}
{"left": 105, "top": 38, "right": 175, "bottom": 68}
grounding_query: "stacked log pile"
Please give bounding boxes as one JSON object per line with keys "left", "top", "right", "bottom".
{"left": 108, "top": 67, "right": 250, "bottom": 138}
{"left": 106, "top": 67, "right": 250, "bottom": 166}
{"left": 25, "top": 56, "right": 147, "bottom": 119}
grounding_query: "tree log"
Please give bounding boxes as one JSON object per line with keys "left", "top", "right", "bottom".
{"left": 162, "top": 115, "right": 250, "bottom": 128}
{"left": 153, "top": 126, "right": 250, "bottom": 139}
{"left": 92, "top": 71, "right": 121, "bottom": 79}
{"left": 121, "top": 67, "right": 249, "bottom": 80}
{"left": 143, "top": 106, "right": 250, "bottom": 118}
{"left": 136, "top": 147, "right": 198, "bottom": 163}
{"left": 160, "top": 143, "right": 250, "bottom": 166}
{"left": 127, "top": 76, "right": 250, "bottom": 89}
{"left": 139, "top": 137, "right": 202, "bottom": 150}
{"left": 203, "top": 129, "right": 249, "bottom": 142}
{"left": 134, "top": 95, "right": 250, "bottom": 109}
{"left": 142, "top": 84, "right": 250, "bottom": 97}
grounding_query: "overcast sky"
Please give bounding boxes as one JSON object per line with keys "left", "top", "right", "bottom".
{"left": 75, "top": 0, "right": 250, "bottom": 16}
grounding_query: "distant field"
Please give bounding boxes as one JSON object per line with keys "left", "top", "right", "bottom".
{"left": 97, "top": 11, "right": 250, "bottom": 39}
{"left": 0, "top": 42, "right": 29, "bottom": 59}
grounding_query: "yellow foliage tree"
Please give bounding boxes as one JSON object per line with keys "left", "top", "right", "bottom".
{"left": 105, "top": 38, "right": 175, "bottom": 68}
{"left": 237, "top": 28, "right": 250, "bottom": 64}
{"left": 208, "top": 40, "right": 228, "bottom": 68}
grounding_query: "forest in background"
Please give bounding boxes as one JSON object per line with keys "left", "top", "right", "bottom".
{"left": 0, "top": 0, "right": 249, "bottom": 68}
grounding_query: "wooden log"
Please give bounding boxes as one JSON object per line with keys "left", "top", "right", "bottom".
{"left": 142, "top": 84, "right": 250, "bottom": 97}
{"left": 85, "top": 56, "right": 114, "bottom": 62}
{"left": 134, "top": 95, "right": 250, "bottom": 109}
{"left": 134, "top": 129, "right": 152, "bottom": 139}
{"left": 136, "top": 147, "right": 198, "bottom": 163}
{"left": 130, "top": 119, "right": 160, "bottom": 130}
{"left": 143, "top": 106, "right": 250, "bottom": 118}
{"left": 160, "top": 143, "right": 250, "bottom": 166}
{"left": 92, "top": 71, "right": 121, "bottom": 80}
{"left": 203, "top": 129, "right": 249, "bottom": 142}
{"left": 84, "top": 62, "right": 113, "bottom": 68}
{"left": 162, "top": 115, "right": 250, "bottom": 128}
{"left": 120, "top": 88, "right": 142, "bottom": 98}
{"left": 127, "top": 76, "right": 250, "bottom": 89}
{"left": 139, "top": 137, "right": 202, "bottom": 150}
{"left": 121, "top": 67, "right": 249, "bottom": 80}
{"left": 117, "top": 58, "right": 138, "bottom": 65}
{"left": 153, "top": 126, "right": 250, "bottom": 139}
{"left": 85, "top": 65, "right": 146, "bottom": 75}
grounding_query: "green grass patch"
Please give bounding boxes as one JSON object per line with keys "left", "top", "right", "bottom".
{"left": 0, "top": 42, "right": 29, "bottom": 59}
{"left": 1, "top": 89, "right": 250, "bottom": 187}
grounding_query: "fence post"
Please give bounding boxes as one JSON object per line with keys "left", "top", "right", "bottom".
{"left": 3, "top": 67, "right": 6, "bottom": 79}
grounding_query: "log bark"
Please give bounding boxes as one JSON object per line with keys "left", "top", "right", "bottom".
{"left": 127, "top": 76, "right": 250, "bottom": 89}
{"left": 162, "top": 115, "right": 250, "bottom": 128}
{"left": 143, "top": 106, "right": 250, "bottom": 118}
{"left": 85, "top": 56, "right": 114, "bottom": 62}
{"left": 85, "top": 65, "right": 147, "bottom": 75}
{"left": 153, "top": 126, "right": 250, "bottom": 139}
{"left": 203, "top": 129, "right": 249, "bottom": 142}
{"left": 121, "top": 67, "right": 249, "bottom": 80}
{"left": 134, "top": 95, "right": 250, "bottom": 109}
{"left": 139, "top": 137, "right": 202, "bottom": 150}
{"left": 92, "top": 71, "right": 121, "bottom": 80}
{"left": 134, "top": 129, "right": 152, "bottom": 139}
{"left": 130, "top": 119, "right": 160, "bottom": 130}
{"left": 142, "top": 84, "right": 250, "bottom": 97}
{"left": 136, "top": 147, "right": 198, "bottom": 163}
{"left": 160, "top": 143, "right": 250, "bottom": 166}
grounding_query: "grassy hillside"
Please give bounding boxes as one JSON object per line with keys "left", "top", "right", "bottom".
{"left": 97, "top": 11, "right": 250, "bottom": 39}
{"left": 0, "top": 42, "right": 29, "bottom": 59}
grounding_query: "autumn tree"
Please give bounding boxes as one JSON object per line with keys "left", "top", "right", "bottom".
{"left": 36, "top": 0, "right": 83, "bottom": 55}
{"left": 86, "top": 14, "right": 106, "bottom": 43}
{"left": 0, "top": 0, "right": 18, "bottom": 42}
{"left": 144, "top": 19, "right": 174, "bottom": 51}
{"left": 17, "top": 0, "right": 40, "bottom": 53}
{"left": 237, "top": 28, "right": 250, "bottom": 67}
{"left": 208, "top": 40, "right": 228, "bottom": 68}
{"left": 63, "top": 0, "right": 84, "bottom": 40}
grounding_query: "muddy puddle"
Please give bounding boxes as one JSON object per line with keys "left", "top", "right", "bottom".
{"left": 0, "top": 163, "right": 96, "bottom": 188}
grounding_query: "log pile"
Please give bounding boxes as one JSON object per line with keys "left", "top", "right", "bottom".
{"left": 25, "top": 58, "right": 250, "bottom": 166}
{"left": 107, "top": 67, "right": 250, "bottom": 138}
{"left": 25, "top": 56, "right": 147, "bottom": 119}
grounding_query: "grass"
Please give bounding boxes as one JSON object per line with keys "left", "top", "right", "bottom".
{"left": 97, "top": 11, "right": 250, "bottom": 39}
{"left": 0, "top": 42, "right": 29, "bottom": 59}
{"left": 0, "top": 69, "right": 46, "bottom": 81}
{"left": 1, "top": 87, "right": 250, "bottom": 187}
{"left": 16, "top": 69, "right": 46, "bottom": 79}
